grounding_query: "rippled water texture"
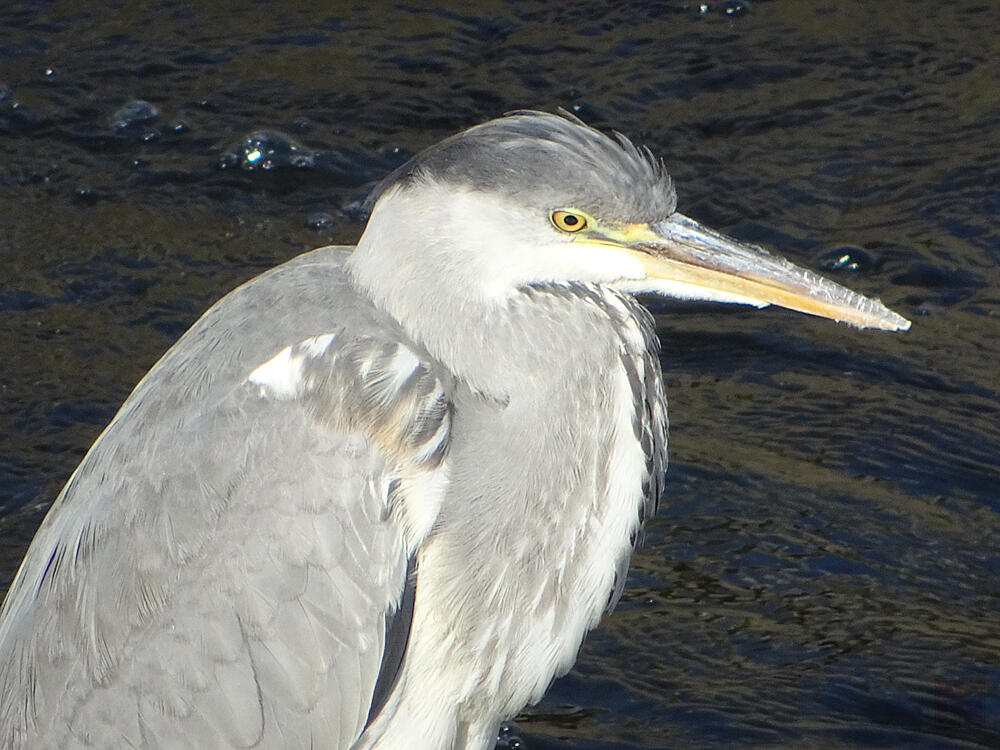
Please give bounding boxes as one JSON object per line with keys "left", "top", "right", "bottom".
{"left": 1, "top": 2, "right": 997, "bottom": 748}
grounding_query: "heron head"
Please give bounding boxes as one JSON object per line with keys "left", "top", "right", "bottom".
{"left": 358, "top": 111, "right": 909, "bottom": 331}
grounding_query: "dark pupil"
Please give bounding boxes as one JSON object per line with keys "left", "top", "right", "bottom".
{"left": 563, "top": 215, "right": 578, "bottom": 226}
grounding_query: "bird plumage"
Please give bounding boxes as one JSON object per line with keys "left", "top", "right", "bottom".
{"left": 0, "top": 249, "right": 432, "bottom": 747}
{"left": 0, "top": 241, "right": 666, "bottom": 748}
{"left": 369, "top": 110, "right": 676, "bottom": 223}
{"left": 0, "top": 110, "right": 905, "bottom": 749}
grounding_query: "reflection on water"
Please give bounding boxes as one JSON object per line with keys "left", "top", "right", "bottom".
{"left": 1, "top": 1, "right": 998, "bottom": 748}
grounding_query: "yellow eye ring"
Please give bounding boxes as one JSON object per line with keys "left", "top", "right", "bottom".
{"left": 551, "top": 210, "right": 587, "bottom": 233}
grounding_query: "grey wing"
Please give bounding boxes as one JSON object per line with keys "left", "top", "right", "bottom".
{"left": 0, "top": 247, "right": 450, "bottom": 749}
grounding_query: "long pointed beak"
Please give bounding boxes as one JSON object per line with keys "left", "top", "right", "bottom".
{"left": 622, "top": 213, "right": 910, "bottom": 331}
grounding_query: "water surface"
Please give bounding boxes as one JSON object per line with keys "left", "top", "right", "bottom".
{"left": 1, "top": 2, "right": 997, "bottom": 748}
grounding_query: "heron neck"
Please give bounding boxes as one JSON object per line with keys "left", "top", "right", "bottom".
{"left": 345, "top": 240, "right": 530, "bottom": 400}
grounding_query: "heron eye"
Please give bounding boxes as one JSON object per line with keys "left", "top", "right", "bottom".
{"left": 552, "top": 210, "right": 587, "bottom": 233}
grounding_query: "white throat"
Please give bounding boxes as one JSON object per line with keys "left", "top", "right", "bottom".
{"left": 345, "top": 180, "right": 645, "bottom": 396}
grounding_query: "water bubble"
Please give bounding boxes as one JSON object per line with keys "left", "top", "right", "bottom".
{"left": 73, "top": 186, "right": 105, "bottom": 203}
{"left": 342, "top": 199, "right": 368, "bottom": 221}
{"left": 219, "top": 130, "right": 316, "bottom": 171}
{"left": 111, "top": 99, "right": 161, "bottom": 132}
{"left": 696, "top": 1, "right": 751, "bottom": 16}
{"left": 306, "top": 212, "right": 335, "bottom": 230}
{"left": 495, "top": 723, "right": 525, "bottom": 750}
{"left": 815, "top": 246, "right": 876, "bottom": 273}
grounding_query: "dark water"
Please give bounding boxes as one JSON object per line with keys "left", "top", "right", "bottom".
{"left": 1, "top": 1, "right": 998, "bottom": 748}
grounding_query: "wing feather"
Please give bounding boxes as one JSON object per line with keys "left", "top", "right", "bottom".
{"left": 0, "top": 246, "right": 449, "bottom": 749}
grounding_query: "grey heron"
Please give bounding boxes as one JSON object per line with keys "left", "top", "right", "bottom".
{"left": 0, "top": 111, "right": 909, "bottom": 749}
